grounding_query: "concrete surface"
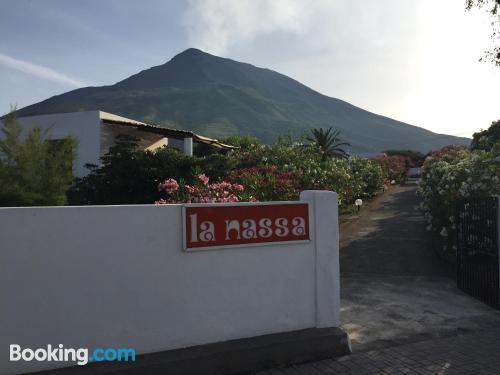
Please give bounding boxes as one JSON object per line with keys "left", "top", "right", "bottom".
{"left": 258, "top": 186, "right": 500, "bottom": 374}
{"left": 258, "top": 327, "right": 500, "bottom": 374}
{"left": 340, "top": 186, "right": 500, "bottom": 352}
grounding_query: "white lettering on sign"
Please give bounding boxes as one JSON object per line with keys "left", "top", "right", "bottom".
{"left": 189, "top": 214, "right": 216, "bottom": 243}
{"left": 291, "top": 217, "right": 306, "bottom": 236}
{"left": 184, "top": 203, "right": 310, "bottom": 250}
{"left": 193, "top": 215, "right": 307, "bottom": 243}
{"left": 258, "top": 218, "right": 273, "bottom": 238}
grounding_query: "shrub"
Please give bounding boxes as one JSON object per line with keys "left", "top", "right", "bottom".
{"left": 195, "top": 153, "right": 237, "bottom": 181}
{"left": 418, "top": 146, "right": 500, "bottom": 259}
{"left": 68, "top": 135, "right": 237, "bottom": 205}
{"left": 347, "top": 158, "right": 385, "bottom": 198}
{"left": 228, "top": 166, "right": 300, "bottom": 201}
{"left": 224, "top": 142, "right": 384, "bottom": 204}
{"left": 383, "top": 149, "right": 425, "bottom": 166}
{"left": 471, "top": 119, "right": 500, "bottom": 151}
{"left": 221, "top": 135, "right": 262, "bottom": 150}
{"left": 156, "top": 174, "right": 247, "bottom": 204}
{"left": 0, "top": 112, "right": 76, "bottom": 206}
{"left": 160, "top": 141, "right": 382, "bottom": 204}
{"left": 372, "top": 154, "right": 410, "bottom": 183}
{"left": 70, "top": 132, "right": 385, "bottom": 207}
{"left": 68, "top": 135, "right": 197, "bottom": 204}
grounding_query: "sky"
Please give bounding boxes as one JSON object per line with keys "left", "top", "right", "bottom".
{"left": 1, "top": 0, "right": 499, "bottom": 137}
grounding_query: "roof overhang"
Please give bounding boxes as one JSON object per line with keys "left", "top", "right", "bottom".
{"left": 99, "top": 111, "right": 236, "bottom": 151}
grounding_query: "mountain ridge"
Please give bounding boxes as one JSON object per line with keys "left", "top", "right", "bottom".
{"left": 16, "top": 48, "right": 470, "bottom": 154}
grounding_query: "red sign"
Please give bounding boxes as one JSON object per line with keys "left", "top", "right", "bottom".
{"left": 183, "top": 203, "right": 310, "bottom": 250}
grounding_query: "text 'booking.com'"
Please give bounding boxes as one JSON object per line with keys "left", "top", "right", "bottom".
{"left": 10, "top": 344, "right": 136, "bottom": 365}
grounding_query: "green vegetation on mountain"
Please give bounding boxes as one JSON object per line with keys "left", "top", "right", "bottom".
{"left": 16, "top": 48, "right": 470, "bottom": 154}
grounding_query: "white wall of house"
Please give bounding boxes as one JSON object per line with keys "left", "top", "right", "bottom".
{"left": 0, "top": 111, "right": 102, "bottom": 178}
{"left": 0, "top": 191, "right": 340, "bottom": 375}
{"left": 1, "top": 110, "right": 198, "bottom": 179}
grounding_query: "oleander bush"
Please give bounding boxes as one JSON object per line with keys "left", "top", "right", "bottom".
{"left": 156, "top": 174, "right": 246, "bottom": 204}
{"left": 69, "top": 134, "right": 386, "bottom": 206}
{"left": 418, "top": 144, "right": 500, "bottom": 259}
{"left": 223, "top": 138, "right": 385, "bottom": 204}
{"left": 383, "top": 149, "right": 425, "bottom": 167}
{"left": 227, "top": 166, "right": 299, "bottom": 201}
{"left": 372, "top": 154, "right": 410, "bottom": 183}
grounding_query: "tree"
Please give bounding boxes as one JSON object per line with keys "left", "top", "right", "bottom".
{"left": 68, "top": 135, "right": 192, "bottom": 205}
{"left": 466, "top": 0, "right": 500, "bottom": 65}
{"left": 471, "top": 119, "right": 500, "bottom": 150}
{"left": 306, "top": 127, "right": 350, "bottom": 160}
{"left": 0, "top": 112, "right": 77, "bottom": 206}
{"left": 67, "top": 134, "right": 236, "bottom": 205}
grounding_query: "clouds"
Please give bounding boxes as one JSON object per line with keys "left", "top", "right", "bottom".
{"left": 182, "top": 0, "right": 313, "bottom": 54}
{"left": 0, "top": 53, "right": 86, "bottom": 87}
{"left": 181, "top": 1, "right": 418, "bottom": 57}
{"left": 181, "top": 0, "right": 423, "bottom": 117}
{"left": 180, "top": 1, "right": 423, "bottom": 97}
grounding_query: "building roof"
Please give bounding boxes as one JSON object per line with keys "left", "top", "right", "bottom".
{"left": 99, "top": 111, "right": 236, "bottom": 150}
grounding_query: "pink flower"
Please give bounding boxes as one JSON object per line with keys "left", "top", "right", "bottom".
{"left": 209, "top": 181, "right": 230, "bottom": 190}
{"left": 185, "top": 185, "right": 199, "bottom": 194}
{"left": 197, "top": 174, "right": 209, "bottom": 185}
{"left": 155, "top": 198, "right": 179, "bottom": 204}
{"left": 159, "top": 178, "right": 179, "bottom": 194}
{"left": 233, "top": 184, "right": 244, "bottom": 192}
{"left": 156, "top": 173, "right": 247, "bottom": 205}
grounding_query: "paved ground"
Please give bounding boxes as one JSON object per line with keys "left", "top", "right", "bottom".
{"left": 340, "top": 186, "right": 500, "bottom": 352}
{"left": 258, "top": 186, "right": 500, "bottom": 374}
{"left": 260, "top": 328, "right": 500, "bottom": 374}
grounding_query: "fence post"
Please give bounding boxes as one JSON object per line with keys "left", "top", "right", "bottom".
{"left": 300, "top": 190, "right": 340, "bottom": 328}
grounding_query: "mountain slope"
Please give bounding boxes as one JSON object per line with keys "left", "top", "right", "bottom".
{"left": 16, "top": 48, "right": 470, "bottom": 154}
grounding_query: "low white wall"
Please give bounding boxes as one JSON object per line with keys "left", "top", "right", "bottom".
{"left": 0, "top": 191, "right": 339, "bottom": 374}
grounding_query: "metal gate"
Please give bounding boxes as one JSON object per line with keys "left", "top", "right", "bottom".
{"left": 456, "top": 197, "right": 499, "bottom": 309}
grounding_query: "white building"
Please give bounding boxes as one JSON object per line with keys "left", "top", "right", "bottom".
{"left": 0, "top": 110, "right": 234, "bottom": 177}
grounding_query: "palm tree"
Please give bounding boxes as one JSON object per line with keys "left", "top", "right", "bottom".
{"left": 306, "top": 127, "right": 350, "bottom": 160}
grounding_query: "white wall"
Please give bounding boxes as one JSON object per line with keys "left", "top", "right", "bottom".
{"left": 0, "top": 111, "right": 102, "bottom": 177}
{"left": 0, "top": 191, "right": 340, "bottom": 374}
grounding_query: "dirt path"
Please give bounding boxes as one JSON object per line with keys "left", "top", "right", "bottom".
{"left": 339, "top": 186, "right": 500, "bottom": 352}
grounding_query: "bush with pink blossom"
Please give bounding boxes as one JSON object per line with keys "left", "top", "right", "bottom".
{"left": 227, "top": 165, "right": 300, "bottom": 201}
{"left": 155, "top": 174, "right": 249, "bottom": 204}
